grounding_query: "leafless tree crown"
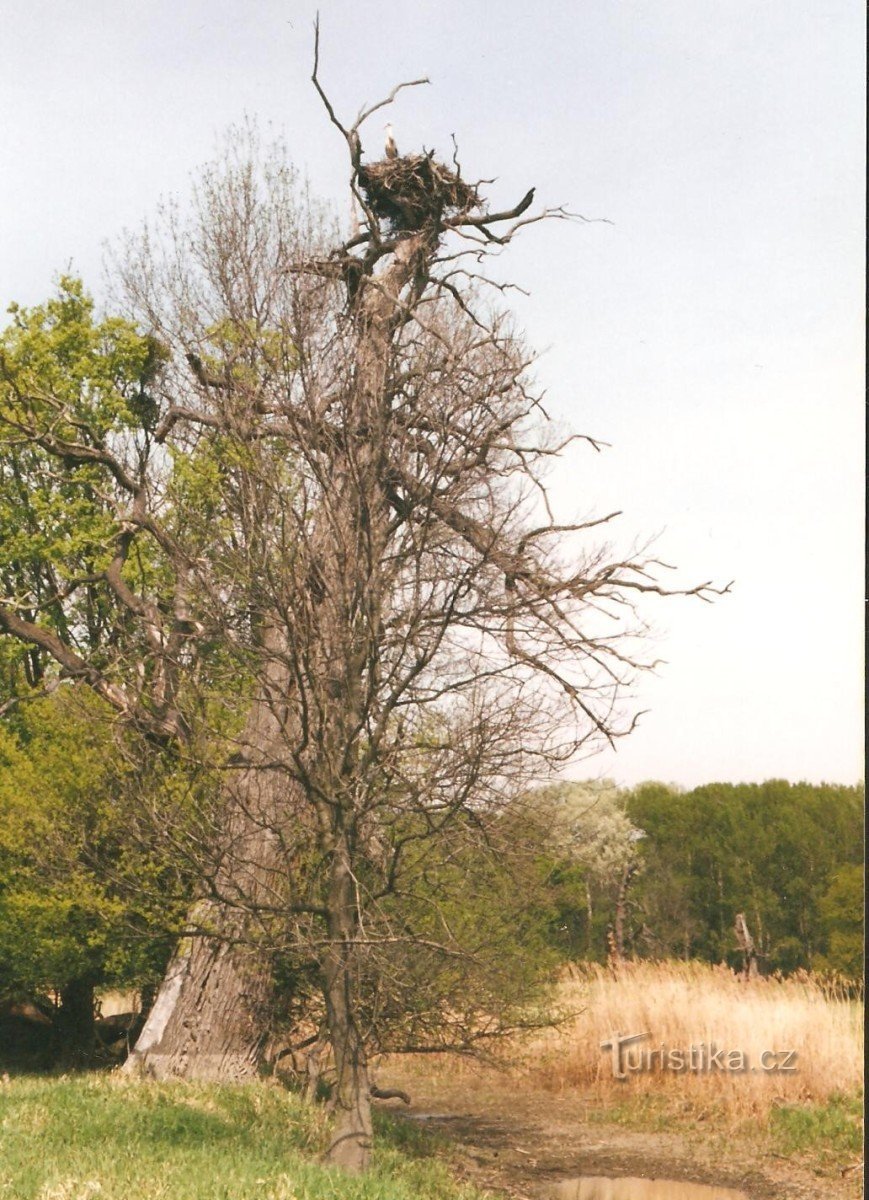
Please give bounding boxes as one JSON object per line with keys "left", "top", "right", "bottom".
{"left": 0, "top": 44, "right": 725, "bottom": 1169}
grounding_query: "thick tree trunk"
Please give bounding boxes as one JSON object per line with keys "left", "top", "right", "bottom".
{"left": 318, "top": 234, "right": 430, "bottom": 1169}
{"left": 126, "top": 630, "right": 290, "bottom": 1081}
{"left": 130, "top": 229, "right": 431, "bottom": 1093}
{"left": 124, "top": 901, "right": 271, "bottom": 1080}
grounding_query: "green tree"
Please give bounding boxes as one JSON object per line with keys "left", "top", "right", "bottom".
{"left": 816, "top": 863, "right": 864, "bottom": 977}
{"left": 0, "top": 686, "right": 186, "bottom": 1055}
{"left": 531, "top": 781, "right": 643, "bottom": 960}
{"left": 626, "top": 779, "right": 864, "bottom": 972}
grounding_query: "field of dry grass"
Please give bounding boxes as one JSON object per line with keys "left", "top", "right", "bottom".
{"left": 381, "top": 961, "right": 863, "bottom": 1196}
{"left": 507, "top": 960, "right": 863, "bottom": 1118}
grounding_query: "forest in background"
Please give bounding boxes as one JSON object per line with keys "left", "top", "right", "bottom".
{"left": 1, "top": 683, "right": 862, "bottom": 1039}
{"left": 539, "top": 776, "right": 863, "bottom": 978}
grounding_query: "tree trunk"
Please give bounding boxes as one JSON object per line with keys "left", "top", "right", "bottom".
{"left": 56, "top": 975, "right": 96, "bottom": 1063}
{"left": 322, "top": 845, "right": 372, "bottom": 1172}
{"left": 613, "top": 860, "right": 638, "bottom": 963}
{"left": 126, "top": 629, "right": 291, "bottom": 1081}
{"left": 129, "top": 227, "right": 431, "bottom": 1091}
{"left": 124, "top": 901, "right": 271, "bottom": 1080}
{"left": 734, "top": 911, "right": 759, "bottom": 980}
{"left": 323, "top": 967, "right": 373, "bottom": 1171}
{"left": 318, "top": 234, "right": 430, "bottom": 1169}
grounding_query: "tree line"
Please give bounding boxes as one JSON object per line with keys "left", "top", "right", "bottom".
{"left": 2, "top": 702, "right": 861, "bottom": 1039}
{"left": 538, "top": 778, "right": 863, "bottom": 979}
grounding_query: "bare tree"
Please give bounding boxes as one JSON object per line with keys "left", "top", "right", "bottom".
{"left": 0, "top": 39, "right": 724, "bottom": 1169}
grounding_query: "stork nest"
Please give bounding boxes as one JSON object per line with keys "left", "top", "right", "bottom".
{"left": 357, "top": 154, "right": 480, "bottom": 232}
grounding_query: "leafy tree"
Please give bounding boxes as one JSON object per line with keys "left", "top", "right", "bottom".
{"left": 0, "top": 686, "right": 186, "bottom": 1053}
{"left": 0, "top": 278, "right": 168, "bottom": 686}
{"left": 626, "top": 779, "right": 864, "bottom": 973}
{"left": 816, "top": 863, "right": 864, "bottom": 977}
{"left": 531, "top": 781, "right": 643, "bottom": 960}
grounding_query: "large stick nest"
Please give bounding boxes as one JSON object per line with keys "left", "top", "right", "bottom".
{"left": 357, "top": 154, "right": 480, "bottom": 232}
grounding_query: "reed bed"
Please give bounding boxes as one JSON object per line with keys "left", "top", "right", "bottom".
{"left": 510, "top": 961, "right": 863, "bottom": 1115}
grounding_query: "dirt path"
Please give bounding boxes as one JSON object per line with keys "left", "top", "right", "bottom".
{"left": 381, "top": 1066, "right": 862, "bottom": 1200}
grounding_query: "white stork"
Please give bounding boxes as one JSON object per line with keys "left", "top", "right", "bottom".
{"left": 384, "top": 123, "right": 398, "bottom": 160}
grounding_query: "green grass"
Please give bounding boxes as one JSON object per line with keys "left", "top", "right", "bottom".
{"left": 767, "top": 1093, "right": 863, "bottom": 1166}
{"left": 584, "top": 1088, "right": 864, "bottom": 1167}
{"left": 0, "top": 1075, "right": 484, "bottom": 1200}
{"left": 584, "top": 1091, "right": 678, "bottom": 1132}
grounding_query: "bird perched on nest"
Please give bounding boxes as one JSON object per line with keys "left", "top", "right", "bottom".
{"left": 384, "top": 122, "right": 398, "bottom": 160}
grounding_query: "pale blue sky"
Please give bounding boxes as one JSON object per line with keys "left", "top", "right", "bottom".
{"left": 0, "top": 1, "right": 864, "bottom": 786}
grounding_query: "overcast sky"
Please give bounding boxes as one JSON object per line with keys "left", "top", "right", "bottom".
{"left": 0, "top": 1, "right": 864, "bottom": 787}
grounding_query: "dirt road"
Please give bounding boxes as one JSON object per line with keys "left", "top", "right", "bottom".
{"left": 381, "top": 1064, "right": 861, "bottom": 1200}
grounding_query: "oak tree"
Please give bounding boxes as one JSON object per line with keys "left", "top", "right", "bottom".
{"left": 0, "top": 48, "right": 721, "bottom": 1168}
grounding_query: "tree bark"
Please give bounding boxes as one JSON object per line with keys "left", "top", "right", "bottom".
{"left": 126, "top": 629, "right": 290, "bottom": 1081}
{"left": 129, "top": 219, "right": 433, "bottom": 1095}
{"left": 318, "top": 234, "right": 432, "bottom": 1167}
{"left": 322, "top": 844, "right": 373, "bottom": 1172}
{"left": 123, "top": 901, "right": 271, "bottom": 1080}
{"left": 612, "top": 861, "right": 638, "bottom": 963}
{"left": 734, "top": 911, "right": 759, "bottom": 980}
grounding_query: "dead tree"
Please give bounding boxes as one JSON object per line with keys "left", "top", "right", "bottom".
{"left": 0, "top": 30, "right": 726, "bottom": 1171}
{"left": 734, "top": 911, "right": 759, "bottom": 980}
{"left": 611, "top": 860, "right": 639, "bottom": 965}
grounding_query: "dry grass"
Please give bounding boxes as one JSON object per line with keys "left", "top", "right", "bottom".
{"left": 508, "top": 961, "right": 863, "bottom": 1116}
{"left": 95, "top": 990, "right": 140, "bottom": 1017}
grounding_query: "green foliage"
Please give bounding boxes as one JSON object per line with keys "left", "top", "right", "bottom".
{"left": 0, "top": 687, "right": 187, "bottom": 1001}
{"left": 815, "top": 863, "right": 864, "bottom": 977}
{"left": 767, "top": 1093, "right": 864, "bottom": 1164}
{"left": 527, "top": 781, "right": 644, "bottom": 961}
{"left": 527, "top": 778, "right": 863, "bottom": 977}
{"left": 0, "top": 280, "right": 193, "bottom": 1007}
{"left": 0, "top": 277, "right": 265, "bottom": 721}
{"left": 625, "top": 779, "right": 864, "bottom": 975}
{"left": 0, "top": 278, "right": 170, "bottom": 689}
{"left": 0, "top": 1076, "right": 486, "bottom": 1200}
{"left": 372, "top": 809, "right": 560, "bottom": 1051}
{"left": 268, "top": 801, "right": 562, "bottom": 1055}
{"left": 587, "top": 1090, "right": 864, "bottom": 1171}
{"left": 0, "top": 280, "right": 254, "bottom": 1003}
{"left": 1, "top": 277, "right": 164, "bottom": 436}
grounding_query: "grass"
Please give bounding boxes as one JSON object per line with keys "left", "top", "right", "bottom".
{"left": 0, "top": 1075, "right": 484, "bottom": 1200}
{"left": 387, "top": 957, "right": 864, "bottom": 1182}
{"left": 767, "top": 1093, "right": 864, "bottom": 1167}
{"left": 584, "top": 1089, "right": 863, "bottom": 1165}
{"left": 5, "top": 965, "right": 861, "bottom": 1196}
{"left": 511, "top": 960, "right": 863, "bottom": 1117}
